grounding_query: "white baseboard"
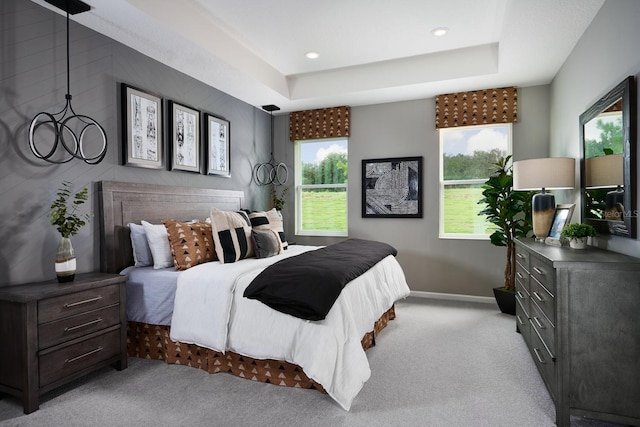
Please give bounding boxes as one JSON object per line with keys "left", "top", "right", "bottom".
{"left": 409, "top": 290, "right": 495, "bottom": 305}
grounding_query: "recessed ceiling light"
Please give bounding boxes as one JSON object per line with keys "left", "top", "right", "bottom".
{"left": 305, "top": 51, "right": 319, "bottom": 59}
{"left": 432, "top": 27, "right": 448, "bottom": 37}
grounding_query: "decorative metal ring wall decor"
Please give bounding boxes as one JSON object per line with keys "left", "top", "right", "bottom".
{"left": 254, "top": 105, "right": 289, "bottom": 186}
{"left": 28, "top": 0, "right": 107, "bottom": 165}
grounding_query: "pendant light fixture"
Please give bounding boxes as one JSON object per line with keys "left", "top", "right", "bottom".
{"left": 28, "top": 0, "right": 107, "bottom": 165}
{"left": 254, "top": 104, "right": 288, "bottom": 185}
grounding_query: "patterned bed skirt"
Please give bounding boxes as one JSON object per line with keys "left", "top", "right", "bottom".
{"left": 127, "top": 305, "right": 396, "bottom": 392}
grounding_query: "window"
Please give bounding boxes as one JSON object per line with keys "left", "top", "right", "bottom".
{"left": 295, "top": 138, "right": 348, "bottom": 236}
{"left": 439, "top": 123, "right": 512, "bottom": 239}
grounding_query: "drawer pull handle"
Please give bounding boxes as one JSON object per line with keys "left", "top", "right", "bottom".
{"left": 516, "top": 272, "right": 525, "bottom": 280}
{"left": 516, "top": 253, "right": 525, "bottom": 259}
{"left": 65, "top": 346, "right": 103, "bottom": 364}
{"left": 64, "top": 318, "right": 102, "bottom": 332}
{"left": 533, "top": 317, "right": 545, "bottom": 329}
{"left": 533, "top": 291, "right": 545, "bottom": 302}
{"left": 532, "top": 267, "right": 545, "bottom": 275}
{"left": 533, "top": 347, "right": 546, "bottom": 364}
{"left": 516, "top": 291, "right": 525, "bottom": 299}
{"left": 517, "top": 315, "right": 526, "bottom": 326}
{"left": 64, "top": 296, "right": 102, "bottom": 308}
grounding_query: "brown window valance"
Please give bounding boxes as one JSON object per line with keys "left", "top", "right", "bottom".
{"left": 435, "top": 87, "right": 517, "bottom": 129}
{"left": 289, "top": 106, "right": 350, "bottom": 141}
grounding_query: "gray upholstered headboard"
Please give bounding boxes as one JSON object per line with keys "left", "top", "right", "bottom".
{"left": 98, "top": 181, "right": 245, "bottom": 274}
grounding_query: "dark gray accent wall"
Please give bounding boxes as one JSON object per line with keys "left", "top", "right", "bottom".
{"left": 0, "top": 0, "right": 270, "bottom": 286}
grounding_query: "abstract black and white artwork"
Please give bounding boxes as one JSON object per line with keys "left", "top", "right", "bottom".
{"left": 121, "top": 84, "right": 164, "bottom": 169}
{"left": 169, "top": 101, "right": 200, "bottom": 173}
{"left": 205, "top": 114, "right": 230, "bottom": 177}
{"left": 362, "top": 156, "right": 423, "bottom": 218}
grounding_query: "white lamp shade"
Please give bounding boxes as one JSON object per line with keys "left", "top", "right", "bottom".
{"left": 512, "top": 157, "right": 575, "bottom": 190}
{"left": 585, "top": 154, "right": 623, "bottom": 188}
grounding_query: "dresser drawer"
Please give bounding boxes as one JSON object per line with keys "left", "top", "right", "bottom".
{"left": 516, "top": 298, "right": 531, "bottom": 344}
{"left": 39, "top": 327, "right": 121, "bottom": 388}
{"left": 515, "top": 248, "right": 530, "bottom": 272}
{"left": 530, "top": 300, "right": 555, "bottom": 357}
{"left": 515, "top": 262, "right": 530, "bottom": 294}
{"left": 530, "top": 326, "right": 556, "bottom": 398}
{"left": 38, "top": 304, "right": 120, "bottom": 350}
{"left": 38, "top": 285, "right": 120, "bottom": 324}
{"left": 530, "top": 257, "right": 555, "bottom": 295}
{"left": 530, "top": 276, "right": 555, "bottom": 325}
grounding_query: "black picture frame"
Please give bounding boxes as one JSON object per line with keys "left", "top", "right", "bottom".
{"left": 121, "top": 83, "right": 164, "bottom": 169}
{"left": 545, "top": 203, "right": 576, "bottom": 246}
{"left": 205, "top": 113, "right": 231, "bottom": 177}
{"left": 362, "top": 156, "right": 423, "bottom": 218}
{"left": 168, "top": 101, "right": 201, "bottom": 173}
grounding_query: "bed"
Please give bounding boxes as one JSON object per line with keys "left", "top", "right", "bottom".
{"left": 98, "top": 180, "right": 410, "bottom": 410}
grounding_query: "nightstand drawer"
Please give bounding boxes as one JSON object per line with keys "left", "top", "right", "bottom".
{"left": 38, "top": 284, "right": 120, "bottom": 324}
{"left": 38, "top": 304, "right": 121, "bottom": 350}
{"left": 39, "top": 327, "right": 121, "bottom": 388}
{"left": 530, "top": 276, "right": 555, "bottom": 325}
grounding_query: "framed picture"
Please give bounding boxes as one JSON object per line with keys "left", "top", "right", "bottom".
{"left": 168, "top": 101, "right": 200, "bottom": 173}
{"left": 205, "top": 114, "right": 230, "bottom": 177}
{"left": 121, "top": 84, "right": 164, "bottom": 169}
{"left": 545, "top": 203, "right": 576, "bottom": 246}
{"left": 362, "top": 156, "right": 423, "bottom": 218}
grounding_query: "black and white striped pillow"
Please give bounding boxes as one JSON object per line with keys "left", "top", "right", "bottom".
{"left": 209, "top": 208, "right": 254, "bottom": 263}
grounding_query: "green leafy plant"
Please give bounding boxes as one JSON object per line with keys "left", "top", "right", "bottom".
{"left": 48, "top": 181, "right": 91, "bottom": 238}
{"left": 271, "top": 186, "right": 289, "bottom": 211}
{"left": 561, "top": 223, "right": 597, "bottom": 239}
{"left": 478, "top": 155, "right": 534, "bottom": 291}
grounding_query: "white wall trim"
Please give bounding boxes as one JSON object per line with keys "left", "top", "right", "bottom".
{"left": 409, "top": 290, "right": 495, "bottom": 305}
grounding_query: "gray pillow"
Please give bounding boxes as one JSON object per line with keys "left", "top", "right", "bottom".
{"left": 252, "top": 229, "right": 283, "bottom": 259}
{"left": 128, "top": 223, "right": 153, "bottom": 267}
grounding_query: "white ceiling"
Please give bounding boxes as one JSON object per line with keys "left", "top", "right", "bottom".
{"left": 31, "top": 0, "right": 605, "bottom": 114}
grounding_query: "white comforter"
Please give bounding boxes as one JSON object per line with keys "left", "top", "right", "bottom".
{"left": 170, "top": 245, "right": 410, "bottom": 410}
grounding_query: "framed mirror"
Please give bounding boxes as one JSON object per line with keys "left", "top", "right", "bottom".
{"left": 580, "top": 76, "right": 636, "bottom": 238}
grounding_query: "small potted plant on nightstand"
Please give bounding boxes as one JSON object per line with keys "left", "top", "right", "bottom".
{"left": 561, "top": 223, "right": 597, "bottom": 249}
{"left": 48, "top": 181, "right": 90, "bottom": 282}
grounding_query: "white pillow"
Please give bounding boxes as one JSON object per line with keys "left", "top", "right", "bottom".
{"left": 141, "top": 220, "right": 173, "bottom": 269}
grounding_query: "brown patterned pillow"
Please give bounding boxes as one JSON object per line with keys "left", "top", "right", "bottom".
{"left": 162, "top": 219, "right": 216, "bottom": 270}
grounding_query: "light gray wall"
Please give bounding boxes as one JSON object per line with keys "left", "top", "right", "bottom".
{"left": 275, "top": 85, "right": 550, "bottom": 296}
{"left": 0, "top": 0, "right": 271, "bottom": 286}
{"left": 550, "top": 0, "right": 640, "bottom": 257}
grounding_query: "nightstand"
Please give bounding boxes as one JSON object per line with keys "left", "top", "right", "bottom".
{"left": 0, "top": 272, "right": 128, "bottom": 413}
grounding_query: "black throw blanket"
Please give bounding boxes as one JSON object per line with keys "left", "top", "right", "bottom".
{"left": 243, "top": 238, "right": 397, "bottom": 321}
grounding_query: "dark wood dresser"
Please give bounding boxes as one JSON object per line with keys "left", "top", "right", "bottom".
{"left": 514, "top": 238, "right": 640, "bottom": 427}
{"left": 0, "top": 273, "right": 127, "bottom": 413}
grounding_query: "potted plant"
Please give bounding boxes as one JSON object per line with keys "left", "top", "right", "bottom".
{"left": 48, "top": 181, "right": 90, "bottom": 282}
{"left": 561, "top": 223, "right": 597, "bottom": 249}
{"left": 271, "top": 185, "right": 289, "bottom": 212}
{"left": 478, "top": 156, "right": 534, "bottom": 314}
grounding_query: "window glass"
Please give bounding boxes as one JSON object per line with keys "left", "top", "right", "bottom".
{"left": 439, "top": 124, "right": 512, "bottom": 239}
{"left": 295, "top": 139, "right": 348, "bottom": 236}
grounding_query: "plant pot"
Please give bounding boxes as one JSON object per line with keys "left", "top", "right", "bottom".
{"left": 55, "top": 236, "right": 76, "bottom": 283}
{"left": 493, "top": 287, "right": 516, "bottom": 315}
{"left": 569, "top": 237, "right": 587, "bottom": 249}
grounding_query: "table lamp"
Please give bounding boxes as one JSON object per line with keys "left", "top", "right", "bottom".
{"left": 585, "top": 154, "right": 624, "bottom": 220}
{"left": 513, "top": 157, "right": 575, "bottom": 241}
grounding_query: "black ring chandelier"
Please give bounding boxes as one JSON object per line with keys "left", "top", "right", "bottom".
{"left": 254, "top": 104, "right": 288, "bottom": 186}
{"left": 28, "top": 0, "right": 107, "bottom": 165}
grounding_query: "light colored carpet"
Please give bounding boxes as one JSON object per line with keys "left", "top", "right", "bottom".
{"left": 0, "top": 297, "right": 629, "bottom": 427}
